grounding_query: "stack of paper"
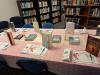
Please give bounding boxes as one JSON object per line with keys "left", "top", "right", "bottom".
{"left": 0, "top": 42, "right": 10, "bottom": 51}
{"left": 72, "top": 50, "right": 98, "bottom": 64}
{"left": 32, "top": 46, "right": 48, "bottom": 56}
{"left": 20, "top": 44, "right": 48, "bottom": 56}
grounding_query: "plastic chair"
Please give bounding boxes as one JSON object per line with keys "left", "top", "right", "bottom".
{"left": 10, "top": 16, "right": 25, "bottom": 28}
{"left": 16, "top": 58, "right": 48, "bottom": 75}
{"left": 42, "top": 22, "right": 54, "bottom": 29}
{"left": 22, "top": 23, "right": 33, "bottom": 28}
{"left": 0, "top": 21, "right": 9, "bottom": 29}
{"left": 16, "top": 58, "right": 58, "bottom": 75}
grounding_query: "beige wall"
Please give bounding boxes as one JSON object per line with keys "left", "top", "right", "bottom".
{"left": 0, "top": 0, "right": 19, "bottom": 21}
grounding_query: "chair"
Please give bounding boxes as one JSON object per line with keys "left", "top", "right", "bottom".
{"left": 16, "top": 58, "right": 57, "bottom": 75}
{"left": 10, "top": 16, "right": 25, "bottom": 28}
{"left": 0, "top": 21, "right": 9, "bottom": 31}
{"left": 22, "top": 23, "right": 33, "bottom": 28}
{"left": 42, "top": 22, "right": 54, "bottom": 29}
{"left": 75, "top": 24, "right": 84, "bottom": 29}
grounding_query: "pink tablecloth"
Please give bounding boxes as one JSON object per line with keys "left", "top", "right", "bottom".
{"left": 0, "top": 29, "right": 100, "bottom": 75}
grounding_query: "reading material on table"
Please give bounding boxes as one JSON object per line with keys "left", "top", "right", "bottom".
{"left": 0, "top": 42, "right": 10, "bottom": 51}
{"left": 52, "top": 35, "right": 61, "bottom": 43}
{"left": 20, "top": 44, "right": 48, "bottom": 56}
{"left": 69, "top": 35, "right": 80, "bottom": 45}
{"left": 72, "top": 50, "right": 98, "bottom": 64}
{"left": 62, "top": 48, "right": 72, "bottom": 62}
{"left": 86, "top": 35, "right": 100, "bottom": 57}
{"left": 25, "top": 34, "right": 37, "bottom": 41}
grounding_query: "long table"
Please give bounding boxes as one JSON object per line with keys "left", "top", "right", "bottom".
{"left": 0, "top": 29, "right": 100, "bottom": 75}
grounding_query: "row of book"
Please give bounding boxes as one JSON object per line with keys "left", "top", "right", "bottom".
{"left": 66, "top": 8, "right": 80, "bottom": 15}
{"left": 52, "top": 11, "right": 60, "bottom": 17}
{"left": 40, "top": 14, "right": 49, "bottom": 21}
{"left": 52, "top": 6, "right": 60, "bottom": 11}
{"left": 20, "top": 2, "right": 34, "bottom": 9}
{"left": 63, "top": 0, "right": 100, "bottom": 5}
{"left": 39, "top": 7, "right": 50, "bottom": 14}
{"left": 53, "top": 17, "right": 59, "bottom": 23}
{"left": 51, "top": 0, "right": 60, "bottom": 5}
{"left": 24, "top": 17, "right": 37, "bottom": 24}
{"left": 89, "top": 8, "right": 100, "bottom": 17}
{"left": 22, "top": 10, "right": 36, "bottom": 17}
{"left": 39, "top": 1, "right": 48, "bottom": 7}
{"left": 66, "top": 18, "right": 80, "bottom": 25}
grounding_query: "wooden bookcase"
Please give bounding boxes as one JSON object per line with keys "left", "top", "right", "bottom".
{"left": 64, "top": 0, "right": 100, "bottom": 29}
{"left": 17, "top": 0, "right": 61, "bottom": 28}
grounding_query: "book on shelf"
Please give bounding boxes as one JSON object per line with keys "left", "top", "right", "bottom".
{"left": 89, "top": 8, "right": 100, "bottom": 17}
{"left": 66, "top": 8, "right": 80, "bottom": 15}
{"left": 20, "top": 2, "right": 34, "bottom": 9}
{"left": 86, "top": 35, "right": 100, "bottom": 57}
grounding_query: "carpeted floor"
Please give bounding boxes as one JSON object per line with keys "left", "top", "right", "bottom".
{"left": 54, "top": 20, "right": 66, "bottom": 29}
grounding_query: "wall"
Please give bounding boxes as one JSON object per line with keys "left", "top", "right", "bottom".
{"left": 0, "top": 0, "right": 19, "bottom": 21}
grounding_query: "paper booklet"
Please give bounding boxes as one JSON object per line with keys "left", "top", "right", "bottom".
{"left": 72, "top": 50, "right": 98, "bottom": 64}
{"left": 20, "top": 44, "right": 48, "bottom": 56}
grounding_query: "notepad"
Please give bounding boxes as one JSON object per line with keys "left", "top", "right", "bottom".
{"left": 25, "top": 34, "right": 37, "bottom": 41}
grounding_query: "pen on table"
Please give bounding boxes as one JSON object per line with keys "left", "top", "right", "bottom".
{"left": 90, "top": 54, "right": 93, "bottom": 64}
{"left": 41, "top": 48, "right": 45, "bottom": 55}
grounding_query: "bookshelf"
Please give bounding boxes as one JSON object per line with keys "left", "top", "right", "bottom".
{"left": 17, "top": 0, "right": 38, "bottom": 24}
{"left": 51, "top": 0, "right": 61, "bottom": 24}
{"left": 17, "top": 0, "right": 61, "bottom": 28}
{"left": 38, "top": 0, "right": 51, "bottom": 26}
{"left": 64, "top": 0, "right": 100, "bottom": 29}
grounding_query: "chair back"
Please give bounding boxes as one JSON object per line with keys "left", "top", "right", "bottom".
{"left": 0, "top": 21, "right": 9, "bottom": 29}
{"left": 10, "top": 16, "right": 24, "bottom": 28}
{"left": 16, "top": 58, "right": 48, "bottom": 74}
{"left": 22, "top": 23, "right": 33, "bottom": 28}
{"left": 42, "top": 22, "right": 53, "bottom": 29}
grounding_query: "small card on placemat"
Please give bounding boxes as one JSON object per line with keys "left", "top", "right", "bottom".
{"left": 62, "top": 48, "right": 72, "bottom": 62}
{"left": 52, "top": 35, "right": 61, "bottom": 43}
{"left": 0, "top": 42, "right": 10, "bottom": 51}
{"left": 69, "top": 35, "right": 80, "bottom": 45}
{"left": 25, "top": 34, "right": 37, "bottom": 41}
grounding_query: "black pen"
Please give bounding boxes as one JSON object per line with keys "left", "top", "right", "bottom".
{"left": 90, "top": 54, "right": 93, "bottom": 64}
{"left": 41, "top": 48, "right": 45, "bottom": 55}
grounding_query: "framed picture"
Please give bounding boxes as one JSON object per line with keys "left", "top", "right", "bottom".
{"left": 86, "top": 35, "right": 100, "bottom": 57}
